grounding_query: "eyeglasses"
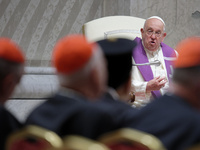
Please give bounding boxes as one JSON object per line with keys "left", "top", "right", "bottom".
{"left": 145, "top": 30, "right": 162, "bottom": 37}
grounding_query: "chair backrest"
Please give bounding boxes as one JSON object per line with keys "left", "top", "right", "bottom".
{"left": 98, "top": 128, "right": 167, "bottom": 150}
{"left": 6, "top": 125, "right": 63, "bottom": 150}
{"left": 82, "top": 16, "right": 145, "bottom": 42}
{"left": 63, "top": 135, "right": 110, "bottom": 150}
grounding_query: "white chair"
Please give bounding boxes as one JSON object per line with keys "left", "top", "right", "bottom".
{"left": 82, "top": 15, "right": 145, "bottom": 42}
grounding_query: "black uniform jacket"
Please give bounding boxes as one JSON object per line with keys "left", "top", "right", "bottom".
{"left": 125, "top": 94, "right": 200, "bottom": 150}
{"left": 25, "top": 93, "right": 121, "bottom": 139}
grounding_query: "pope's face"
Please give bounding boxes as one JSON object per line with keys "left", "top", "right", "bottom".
{"left": 141, "top": 18, "right": 166, "bottom": 51}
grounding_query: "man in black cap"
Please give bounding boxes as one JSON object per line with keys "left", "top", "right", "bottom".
{"left": 97, "top": 38, "right": 136, "bottom": 102}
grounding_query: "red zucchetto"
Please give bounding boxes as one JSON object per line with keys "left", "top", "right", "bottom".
{"left": 52, "top": 34, "right": 96, "bottom": 74}
{"left": 0, "top": 38, "right": 25, "bottom": 63}
{"left": 174, "top": 37, "right": 200, "bottom": 68}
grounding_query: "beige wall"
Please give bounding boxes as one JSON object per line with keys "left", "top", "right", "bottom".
{"left": 130, "top": 0, "right": 200, "bottom": 49}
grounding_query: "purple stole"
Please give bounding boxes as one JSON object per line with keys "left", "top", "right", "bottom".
{"left": 133, "top": 37, "right": 176, "bottom": 98}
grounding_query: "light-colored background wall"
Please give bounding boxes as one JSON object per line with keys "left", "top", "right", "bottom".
{"left": 1, "top": 0, "right": 200, "bottom": 67}
{"left": 1, "top": 0, "right": 200, "bottom": 121}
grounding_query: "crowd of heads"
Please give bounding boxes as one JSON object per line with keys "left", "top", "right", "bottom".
{"left": 1, "top": 15, "right": 200, "bottom": 150}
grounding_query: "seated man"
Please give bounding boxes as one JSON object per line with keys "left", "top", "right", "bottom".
{"left": 25, "top": 34, "right": 116, "bottom": 139}
{"left": 127, "top": 37, "right": 200, "bottom": 150}
{"left": 26, "top": 36, "right": 139, "bottom": 140}
{"left": 131, "top": 16, "right": 177, "bottom": 108}
{"left": 0, "top": 38, "right": 25, "bottom": 150}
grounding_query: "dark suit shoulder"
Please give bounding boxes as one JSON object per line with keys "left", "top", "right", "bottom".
{"left": 0, "top": 105, "right": 22, "bottom": 150}
{"left": 127, "top": 94, "right": 200, "bottom": 150}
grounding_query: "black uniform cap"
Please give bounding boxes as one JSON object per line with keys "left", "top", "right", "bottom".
{"left": 97, "top": 38, "right": 137, "bottom": 89}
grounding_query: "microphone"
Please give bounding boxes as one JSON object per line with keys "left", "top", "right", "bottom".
{"left": 132, "top": 60, "right": 161, "bottom": 66}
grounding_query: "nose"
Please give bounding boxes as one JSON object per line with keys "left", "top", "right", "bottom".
{"left": 150, "top": 32, "right": 156, "bottom": 39}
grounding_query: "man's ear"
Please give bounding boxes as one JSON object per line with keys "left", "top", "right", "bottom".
{"left": 124, "top": 76, "right": 132, "bottom": 95}
{"left": 140, "top": 28, "right": 145, "bottom": 39}
{"left": 140, "top": 28, "right": 144, "bottom": 33}
{"left": 0, "top": 74, "right": 16, "bottom": 104}
{"left": 2, "top": 74, "right": 14, "bottom": 90}
{"left": 161, "top": 32, "right": 167, "bottom": 42}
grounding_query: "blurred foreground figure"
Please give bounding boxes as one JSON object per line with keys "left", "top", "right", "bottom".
{"left": 26, "top": 34, "right": 116, "bottom": 139}
{"left": 127, "top": 37, "right": 200, "bottom": 150}
{"left": 52, "top": 34, "right": 107, "bottom": 100}
{"left": 0, "top": 38, "right": 25, "bottom": 150}
{"left": 97, "top": 38, "right": 137, "bottom": 102}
